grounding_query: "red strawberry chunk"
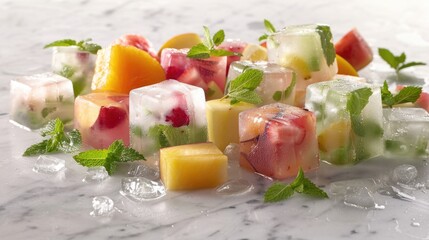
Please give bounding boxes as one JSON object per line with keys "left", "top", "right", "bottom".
{"left": 165, "top": 107, "right": 190, "bottom": 127}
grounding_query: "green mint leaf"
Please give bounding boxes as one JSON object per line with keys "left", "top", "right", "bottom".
{"left": 210, "top": 49, "right": 238, "bottom": 57}
{"left": 203, "top": 26, "right": 214, "bottom": 49}
{"left": 148, "top": 124, "right": 207, "bottom": 149}
{"left": 59, "top": 65, "right": 75, "bottom": 79}
{"left": 58, "top": 129, "right": 82, "bottom": 153}
{"left": 378, "top": 48, "right": 398, "bottom": 69}
{"left": 346, "top": 87, "right": 373, "bottom": 116}
{"left": 187, "top": 43, "right": 211, "bottom": 59}
{"left": 225, "top": 68, "right": 263, "bottom": 105}
{"left": 272, "top": 91, "right": 282, "bottom": 101}
{"left": 41, "top": 107, "right": 56, "bottom": 118}
{"left": 396, "top": 52, "right": 406, "bottom": 64}
{"left": 212, "top": 30, "right": 225, "bottom": 46}
{"left": 264, "top": 183, "right": 294, "bottom": 203}
{"left": 40, "top": 118, "right": 61, "bottom": 137}
{"left": 73, "top": 149, "right": 109, "bottom": 167}
{"left": 228, "top": 89, "right": 262, "bottom": 105}
{"left": 381, "top": 80, "right": 395, "bottom": 107}
{"left": 397, "top": 61, "right": 426, "bottom": 72}
{"left": 23, "top": 140, "right": 49, "bottom": 156}
{"left": 301, "top": 178, "right": 329, "bottom": 198}
{"left": 258, "top": 34, "right": 268, "bottom": 42}
{"left": 393, "top": 85, "right": 422, "bottom": 105}
{"left": 283, "top": 73, "right": 297, "bottom": 99}
{"left": 290, "top": 167, "right": 305, "bottom": 189}
{"left": 264, "top": 19, "right": 276, "bottom": 33}
{"left": 316, "top": 25, "right": 336, "bottom": 66}
{"left": 44, "top": 39, "right": 77, "bottom": 48}
{"left": 81, "top": 42, "right": 102, "bottom": 54}
{"left": 120, "top": 148, "right": 145, "bottom": 162}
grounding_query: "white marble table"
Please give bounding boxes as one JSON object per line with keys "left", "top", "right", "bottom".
{"left": 2, "top": 0, "right": 429, "bottom": 239}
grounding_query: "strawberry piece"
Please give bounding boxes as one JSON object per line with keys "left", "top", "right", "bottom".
{"left": 165, "top": 66, "right": 186, "bottom": 80}
{"left": 92, "top": 106, "right": 127, "bottom": 130}
{"left": 165, "top": 107, "right": 190, "bottom": 127}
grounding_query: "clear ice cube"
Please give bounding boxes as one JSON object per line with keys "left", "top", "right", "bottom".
{"left": 216, "top": 179, "right": 253, "bottom": 196}
{"left": 83, "top": 166, "right": 109, "bottom": 183}
{"left": 90, "top": 196, "right": 114, "bottom": 217}
{"left": 392, "top": 164, "right": 418, "bottom": 184}
{"left": 10, "top": 73, "right": 75, "bottom": 130}
{"left": 217, "top": 39, "right": 247, "bottom": 74}
{"left": 32, "top": 155, "right": 65, "bottom": 174}
{"left": 127, "top": 164, "right": 160, "bottom": 181}
{"left": 129, "top": 80, "right": 207, "bottom": 155}
{"left": 329, "top": 178, "right": 378, "bottom": 196}
{"left": 223, "top": 143, "right": 241, "bottom": 163}
{"left": 120, "top": 177, "right": 166, "bottom": 201}
{"left": 343, "top": 186, "right": 376, "bottom": 209}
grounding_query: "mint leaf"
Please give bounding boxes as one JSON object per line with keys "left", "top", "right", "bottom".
{"left": 212, "top": 30, "right": 225, "bottom": 46}
{"left": 283, "top": 73, "right": 297, "bottom": 99}
{"left": 381, "top": 80, "right": 422, "bottom": 108}
{"left": 258, "top": 19, "right": 276, "bottom": 43}
{"left": 74, "top": 149, "right": 109, "bottom": 167}
{"left": 397, "top": 62, "right": 426, "bottom": 71}
{"left": 44, "top": 38, "right": 101, "bottom": 54}
{"left": 186, "top": 43, "right": 211, "bottom": 59}
{"left": 381, "top": 81, "right": 395, "bottom": 107}
{"left": 23, "top": 140, "right": 49, "bottom": 156}
{"left": 316, "top": 25, "right": 336, "bottom": 66}
{"left": 120, "top": 148, "right": 145, "bottom": 162}
{"left": 224, "top": 68, "right": 263, "bottom": 105}
{"left": 187, "top": 26, "right": 236, "bottom": 59}
{"left": 41, "top": 107, "right": 56, "bottom": 118}
{"left": 202, "top": 26, "right": 214, "bottom": 49}
{"left": 272, "top": 91, "right": 282, "bottom": 101}
{"left": 258, "top": 34, "right": 268, "bottom": 42}
{"left": 301, "top": 178, "right": 329, "bottom": 198}
{"left": 44, "top": 39, "right": 77, "bottom": 48}
{"left": 228, "top": 89, "right": 262, "bottom": 105}
{"left": 210, "top": 49, "right": 237, "bottom": 57}
{"left": 378, "top": 48, "right": 426, "bottom": 74}
{"left": 148, "top": 124, "right": 207, "bottom": 149}
{"left": 264, "top": 183, "right": 294, "bottom": 202}
{"left": 346, "top": 87, "right": 372, "bottom": 115}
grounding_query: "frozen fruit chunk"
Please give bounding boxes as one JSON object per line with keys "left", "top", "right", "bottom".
{"left": 226, "top": 61, "right": 296, "bottom": 106}
{"left": 305, "top": 77, "right": 383, "bottom": 164}
{"left": 335, "top": 28, "right": 373, "bottom": 71}
{"left": 383, "top": 108, "right": 429, "bottom": 158}
{"left": 217, "top": 39, "right": 247, "bottom": 74}
{"left": 267, "top": 24, "right": 338, "bottom": 107}
{"left": 51, "top": 46, "right": 97, "bottom": 96}
{"left": 160, "top": 48, "right": 227, "bottom": 100}
{"left": 114, "top": 34, "right": 159, "bottom": 61}
{"left": 206, "top": 99, "right": 255, "bottom": 151}
{"left": 91, "top": 44, "right": 165, "bottom": 94}
{"left": 160, "top": 143, "right": 228, "bottom": 190}
{"left": 239, "top": 103, "right": 319, "bottom": 179}
{"left": 74, "top": 92, "right": 129, "bottom": 149}
{"left": 10, "top": 72, "right": 74, "bottom": 130}
{"left": 130, "top": 80, "right": 207, "bottom": 155}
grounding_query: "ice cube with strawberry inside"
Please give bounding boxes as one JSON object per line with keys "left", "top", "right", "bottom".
{"left": 217, "top": 39, "right": 248, "bottom": 74}
{"left": 74, "top": 92, "right": 129, "bottom": 149}
{"left": 160, "top": 48, "right": 227, "bottom": 100}
{"left": 129, "top": 80, "right": 208, "bottom": 156}
{"left": 239, "top": 103, "right": 319, "bottom": 179}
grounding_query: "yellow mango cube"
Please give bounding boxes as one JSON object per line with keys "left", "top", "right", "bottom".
{"left": 206, "top": 99, "right": 255, "bottom": 151}
{"left": 160, "top": 143, "right": 228, "bottom": 190}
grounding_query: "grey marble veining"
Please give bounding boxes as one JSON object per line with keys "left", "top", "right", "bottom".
{"left": 1, "top": 0, "right": 429, "bottom": 239}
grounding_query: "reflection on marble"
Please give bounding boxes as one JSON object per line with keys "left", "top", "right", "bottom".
{"left": 1, "top": 0, "right": 429, "bottom": 239}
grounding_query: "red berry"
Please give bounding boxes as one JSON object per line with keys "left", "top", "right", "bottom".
{"left": 92, "top": 106, "right": 127, "bottom": 130}
{"left": 165, "top": 66, "right": 185, "bottom": 80}
{"left": 165, "top": 107, "right": 190, "bottom": 127}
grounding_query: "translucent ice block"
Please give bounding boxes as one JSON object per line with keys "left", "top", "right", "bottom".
{"left": 305, "top": 77, "right": 383, "bottom": 165}
{"left": 129, "top": 80, "right": 207, "bottom": 155}
{"left": 160, "top": 48, "right": 227, "bottom": 100}
{"left": 10, "top": 72, "right": 74, "bottom": 130}
{"left": 226, "top": 61, "right": 296, "bottom": 106}
{"left": 51, "top": 46, "right": 96, "bottom": 96}
{"left": 267, "top": 24, "right": 338, "bottom": 107}
{"left": 74, "top": 92, "right": 129, "bottom": 149}
{"left": 239, "top": 103, "right": 319, "bottom": 179}
{"left": 383, "top": 108, "right": 429, "bottom": 158}
{"left": 217, "top": 39, "right": 247, "bottom": 74}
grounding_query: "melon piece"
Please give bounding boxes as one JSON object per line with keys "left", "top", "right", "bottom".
{"left": 335, "top": 28, "right": 373, "bottom": 71}
{"left": 160, "top": 143, "right": 228, "bottom": 190}
{"left": 91, "top": 45, "right": 165, "bottom": 94}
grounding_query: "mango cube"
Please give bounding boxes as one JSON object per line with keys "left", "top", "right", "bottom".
{"left": 160, "top": 143, "right": 228, "bottom": 190}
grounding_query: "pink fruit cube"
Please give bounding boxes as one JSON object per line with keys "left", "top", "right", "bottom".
{"left": 239, "top": 103, "right": 319, "bottom": 179}
{"left": 160, "top": 48, "right": 227, "bottom": 100}
{"left": 217, "top": 39, "right": 248, "bottom": 74}
{"left": 74, "top": 92, "right": 129, "bottom": 149}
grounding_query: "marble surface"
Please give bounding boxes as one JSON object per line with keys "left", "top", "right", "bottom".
{"left": 2, "top": 0, "right": 429, "bottom": 239}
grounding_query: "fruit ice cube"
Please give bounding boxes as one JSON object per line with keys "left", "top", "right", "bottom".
{"left": 226, "top": 61, "right": 296, "bottom": 106}
{"left": 114, "top": 34, "right": 159, "bottom": 61}
{"left": 217, "top": 39, "right": 248, "bottom": 74}
{"left": 160, "top": 143, "right": 228, "bottom": 190}
{"left": 305, "top": 77, "right": 383, "bottom": 165}
{"left": 239, "top": 103, "right": 319, "bottom": 179}
{"left": 91, "top": 44, "right": 165, "bottom": 94}
{"left": 383, "top": 108, "right": 429, "bottom": 158}
{"left": 51, "top": 46, "right": 96, "bottom": 96}
{"left": 130, "top": 80, "right": 207, "bottom": 155}
{"left": 206, "top": 99, "right": 255, "bottom": 151}
{"left": 10, "top": 72, "right": 74, "bottom": 130}
{"left": 267, "top": 24, "right": 338, "bottom": 107}
{"left": 335, "top": 28, "right": 373, "bottom": 71}
{"left": 160, "top": 48, "right": 227, "bottom": 100}
{"left": 74, "top": 92, "right": 129, "bottom": 149}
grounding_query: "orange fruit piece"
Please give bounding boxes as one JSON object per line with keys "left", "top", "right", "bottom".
{"left": 157, "top": 33, "right": 202, "bottom": 58}
{"left": 336, "top": 54, "right": 358, "bottom": 76}
{"left": 92, "top": 45, "right": 166, "bottom": 94}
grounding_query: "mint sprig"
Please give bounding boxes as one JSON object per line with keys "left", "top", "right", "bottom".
{"left": 223, "top": 68, "right": 263, "bottom": 105}
{"left": 258, "top": 19, "right": 277, "bottom": 42}
{"left": 381, "top": 80, "right": 422, "bottom": 108}
{"left": 44, "top": 38, "right": 102, "bottom": 54}
{"left": 272, "top": 72, "right": 296, "bottom": 101}
{"left": 187, "top": 26, "right": 239, "bottom": 59}
{"left": 23, "top": 118, "right": 81, "bottom": 156}
{"left": 73, "top": 140, "right": 145, "bottom": 175}
{"left": 264, "top": 168, "right": 328, "bottom": 203}
{"left": 378, "top": 48, "right": 426, "bottom": 74}
{"left": 316, "top": 25, "right": 336, "bottom": 66}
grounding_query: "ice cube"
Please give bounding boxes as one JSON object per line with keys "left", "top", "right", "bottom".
{"left": 90, "top": 196, "right": 114, "bottom": 217}
{"left": 216, "top": 179, "right": 253, "bottom": 196}
{"left": 120, "top": 177, "right": 166, "bottom": 201}
{"left": 83, "top": 166, "right": 109, "bottom": 183}
{"left": 160, "top": 48, "right": 227, "bottom": 100}
{"left": 74, "top": 92, "right": 129, "bottom": 149}
{"left": 32, "top": 155, "right": 65, "bottom": 174}
{"left": 10, "top": 73, "right": 74, "bottom": 130}
{"left": 329, "top": 178, "right": 378, "bottom": 196}
{"left": 392, "top": 164, "right": 418, "bottom": 184}
{"left": 305, "top": 78, "right": 383, "bottom": 165}
{"left": 226, "top": 61, "right": 296, "bottom": 106}
{"left": 239, "top": 103, "right": 319, "bottom": 179}
{"left": 223, "top": 143, "right": 241, "bottom": 163}
{"left": 51, "top": 46, "right": 96, "bottom": 96}
{"left": 217, "top": 39, "right": 247, "bottom": 74}
{"left": 129, "top": 80, "right": 207, "bottom": 155}
{"left": 127, "top": 164, "right": 160, "bottom": 181}
{"left": 383, "top": 108, "right": 429, "bottom": 158}
{"left": 267, "top": 24, "right": 338, "bottom": 106}
{"left": 343, "top": 186, "right": 376, "bottom": 209}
